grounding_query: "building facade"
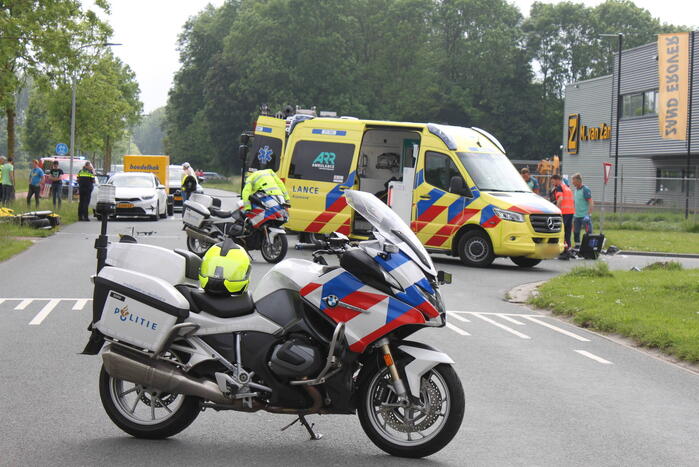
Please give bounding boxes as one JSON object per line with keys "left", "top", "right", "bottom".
{"left": 562, "top": 35, "right": 698, "bottom": 209}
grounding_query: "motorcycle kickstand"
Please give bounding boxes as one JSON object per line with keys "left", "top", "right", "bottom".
{"left": 280, "top": 415, "right": 323, "bottom": 441}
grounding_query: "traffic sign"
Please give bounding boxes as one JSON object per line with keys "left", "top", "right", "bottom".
{"left": 603, "top": 162, "right": 613, "bottom": 185}
{"left": 55, "top": 143, "right": 69, "bottom": 156}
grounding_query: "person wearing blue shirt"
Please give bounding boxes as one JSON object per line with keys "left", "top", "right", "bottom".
{"left": 27, "top": 159, "right": 44, "bottom": 208}
{"left": 572, "top": 173, "right": 594, "bottom": 246}
{"left": 520, "top": 167, "right": 540, "bottom": 194}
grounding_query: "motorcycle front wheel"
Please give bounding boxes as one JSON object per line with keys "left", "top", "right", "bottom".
{"left": 260, "top": 232, "right": 288, "bottom": 263}
{"left": 186, "top": 235, "right": 213, "bottom": 257}
{"left": 358, "top": 363, "right": 465, "bottom": 458}
{"left": 98, "top": 366, "right": 201, "bottom": 439}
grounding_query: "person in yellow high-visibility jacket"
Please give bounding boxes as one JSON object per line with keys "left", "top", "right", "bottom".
{"left": 241, "top": 169, "right": 289, "bottom": 210}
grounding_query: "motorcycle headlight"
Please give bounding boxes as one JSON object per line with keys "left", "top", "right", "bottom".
{"left": 493, "top": 207, "right": 525, "bottom": 223}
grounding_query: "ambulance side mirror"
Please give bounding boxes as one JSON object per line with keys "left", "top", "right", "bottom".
{"left": 449, "top": 176, "right": 472, "bottom": 197}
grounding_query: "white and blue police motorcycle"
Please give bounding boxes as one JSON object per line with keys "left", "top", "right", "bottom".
{"left": 82, "top": 189, "right": 464, "bottom": 458}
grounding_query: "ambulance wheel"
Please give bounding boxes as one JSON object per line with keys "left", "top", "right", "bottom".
{"left": 261, "top": 233, "right": 288, "bottom": 263}
{"left": 457, "top": 231, "right": 494, "bottom": 268}
{"left": 99, "top": 366, "right": 201, "bottom": 439}
{"left": 301, "top": 232, "right": 325, "bottom": 245}
{"left": 510, "top": 257, "right": 541, "bottom": 268}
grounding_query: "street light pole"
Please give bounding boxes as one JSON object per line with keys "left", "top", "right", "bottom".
{"left": 601, "top": 33, "right": 623, "bottom": 213}
{"left": 67, "top": 42, "right": 122, "bottom": 202}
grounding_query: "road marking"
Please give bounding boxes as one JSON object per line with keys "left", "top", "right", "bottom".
{"left": 446, "top": 322, "right": 470, "bottom": 336}
{"left": 447, "top": 312, "right": 471, "bottom": 323}
{"left": 450, "top": 311, "right": 543, "bottom": 317}
{"left": 29, "top": 299, "right": 60, "bottom": 325}
{"left": 574, "top": 350, "right": 613, "bottom": 365}
{"left": 498, "top": 315, "right": 525, "bottom": 325}
{"left": 0, "top": 299, "right": 4, "bottom": 306}
{"left": 15, "top": 299, "right": 32, "bottom": 310}
{"left": 523, "top": 316, "right": 590, "bottom": 342}
{"left": 73, "top": 299, "right": 88, "bottom": 310}
{"left": 471, "top": 313, "right": 531, "bottom": 339}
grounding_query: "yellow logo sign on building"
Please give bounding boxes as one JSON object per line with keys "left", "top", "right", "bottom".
{"left": 567, "top": 114, "right": 580, "bottom": 154}
{"left": 657, "top": 32, "right": 689, "bottom": 140}
{"left": 123, "top": 155, "right": 170, "bottom": 186}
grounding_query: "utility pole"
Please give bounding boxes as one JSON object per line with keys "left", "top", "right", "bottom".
{"left": 601, "top": 33, "right": 624, "bottom": 213}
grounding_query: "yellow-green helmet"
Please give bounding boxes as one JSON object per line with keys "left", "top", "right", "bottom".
{"left": 199, "top": 239, "right": 251, "bottom": 294}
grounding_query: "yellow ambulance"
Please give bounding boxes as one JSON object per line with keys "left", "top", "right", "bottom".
{"left": 248, "top": 113, "right": 563, "bottom": 267}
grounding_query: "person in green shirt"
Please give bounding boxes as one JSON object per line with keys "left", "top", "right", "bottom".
{"left": 572, "top": 173, "right": 594, "bottom": 246}
{"left": 241, "top": 168, "right": 289, "bottom": 211}
{"left": 0, "top": 156, "right": 15, "bottom": 205}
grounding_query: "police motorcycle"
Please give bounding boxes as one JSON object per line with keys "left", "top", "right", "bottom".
{"left": 82, "top": 188, "right": 464, "bottom": 458}
{"left": 182, "top": 190, "right": 288, "bottom": 263}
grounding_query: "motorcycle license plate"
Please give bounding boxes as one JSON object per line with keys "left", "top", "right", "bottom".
{"left": 183, "top": 209, "right": 204, "bottom": 227}
{"left": 117, "top": 202, "right": 134, "bottom": 209}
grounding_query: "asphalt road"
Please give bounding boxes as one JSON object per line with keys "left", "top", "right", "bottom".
{"left": 1, "top": 189, "right": 698, "bottom": 466}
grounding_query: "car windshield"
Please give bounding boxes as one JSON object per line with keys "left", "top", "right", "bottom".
{"left": 344, "top": 190, "right": 436, "bottom": 276}
{"left": 110, "top": 174, "right": 154, "bottom": 188}
{"left": 57, "top": 160, "right": 91, "bottom": 175}
{"left": 456, "top": 152, "right": 531, "bottom": 192}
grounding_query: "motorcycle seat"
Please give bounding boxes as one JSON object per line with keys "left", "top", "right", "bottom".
{"left": 175, "top": 284, "right": 255, "bottom": 319}
{"left": 209, "top": 207, "right": 236, "bottom": 219}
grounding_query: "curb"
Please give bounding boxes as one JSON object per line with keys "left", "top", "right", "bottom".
{"left": 619, "top": 250, "right": 699, "bottom": 259}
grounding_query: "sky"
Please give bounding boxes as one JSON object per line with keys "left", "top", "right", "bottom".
{"left": 96, "top": 0, "right": 698, "bottom": 114}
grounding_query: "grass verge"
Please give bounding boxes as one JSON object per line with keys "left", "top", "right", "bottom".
{"left": 603, "top": 229, "right": 699, "bottom": 254}
{"left": 202, "top": 176, "right": 242, "bottom": 193}
{"left": 0, "top": 198, "right": 79, "bottom": 262}
{"left": 530, "top": 262, "right": 699, "bottom": 363}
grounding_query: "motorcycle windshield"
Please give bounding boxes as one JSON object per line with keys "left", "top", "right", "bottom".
{"left": 344, "top": 190, "right": 437, "bottom": 277}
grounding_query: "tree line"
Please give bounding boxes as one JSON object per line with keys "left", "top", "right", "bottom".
{"left": 166, "top": 0, "right": 684, "bottom": 174}
{"left": 1, "top": 0, "right": 141, "bottom": 170}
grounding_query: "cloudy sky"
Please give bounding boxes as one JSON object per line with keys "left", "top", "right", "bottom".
{"left": 98, "top": 0, "right": 698, "bottom": 114}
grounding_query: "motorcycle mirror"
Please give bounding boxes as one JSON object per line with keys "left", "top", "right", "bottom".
{"left": 437, "top": 270, "right": 452, "bottom": 285}
{"left": 240, "top": 132, "right": 250, "bottom": 145}
{"left": 384, "top": 244, "right": 399, "bottom": 254}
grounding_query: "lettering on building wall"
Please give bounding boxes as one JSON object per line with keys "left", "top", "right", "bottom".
{"left": 567, "top": 114, "right": 610, "bottom": 154}
{"left": 567, "top": 114, "right": 579, "bottom": 154}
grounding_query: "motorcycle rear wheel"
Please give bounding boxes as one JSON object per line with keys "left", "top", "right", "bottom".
{"left": 98, "top": 366, "right": 201, "bottom": 439}
{"left": 186, "top": 235, "right": 213, "bottom": 257}
{"left": 260, "top": 232, "right": 288, "bottom": 263}
{"left": 358, "top": 363, "right": 465, "bottom": 458}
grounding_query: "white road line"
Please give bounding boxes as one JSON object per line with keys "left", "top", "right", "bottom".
{"left": 450, "top": 311, "right": 543, "bottom": 317}
{"left": 15, "top": 299, "right": 33, "bottom": 310}
{"left": 447, "top": 312, "right": 471, "bottom": 323}
{"left": 523, "top": 316, "right": 590, "bottom": 342}
{"left": 29, "top": 299, "right": 60, "bottom": 326}
{"left": 0, "top": 299, "right": 4, "bottom": 306}
{"left": 498, "top": 315, "right": 525, "bottom": 325}
{"left": 472, "top": 313, "right": 531, "bottom": 339}
{"left": 446, "top": 322, "right": 470, "bottom": 336}
{"left": 73, "top": 299, "right": 88, "bottom": 310}
{"left": 575, "top": 350, "right": 613, "bottom": 365}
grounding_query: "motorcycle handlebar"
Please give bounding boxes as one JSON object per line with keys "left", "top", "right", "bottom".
{"left": 295, "top": 243, "right": 319, "bottom": 251}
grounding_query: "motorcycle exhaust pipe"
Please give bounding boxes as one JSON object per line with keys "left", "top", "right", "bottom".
{"left": 184, "top": 226, "right": 219, "bottom": 245}
{"left": 101, "top": 344, "right": 233, "bottom": 406}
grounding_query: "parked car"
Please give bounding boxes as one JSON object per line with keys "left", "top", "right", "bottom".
{"left": 201, "top": 171, "right": 227, "bottom": 182}
{"left": 168, "top": 165, "right": 203, "bottom": 211}
{"left": 96, "top": 172, "right": 168, "bottom": 220}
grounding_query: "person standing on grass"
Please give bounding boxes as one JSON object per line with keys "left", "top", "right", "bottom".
{"left": 27, "top": 159, "right": 44, "bottom": 208}
{"left": 49, "top": 161, "right": 64, "bottom": 208}
{"left": 572, "top": 173, "right": 594, "bottom": 246}
{"left": 0, "top": 156, "right": 14, "bottom": 205}
{"left": 520, "top": 167, "right": 540, "bottom": 194}
{"left": 551, "top": 174, "right": 575, "bottom": 259}
{"left": 77, "top": 162, "right": 95, "bottom": 221}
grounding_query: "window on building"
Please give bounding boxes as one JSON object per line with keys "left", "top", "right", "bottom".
{"left": 656, "top": 168, "right": 697, "bottom": 193}
{"left": 621, "top": 90, "right": 658, "bottom": 118}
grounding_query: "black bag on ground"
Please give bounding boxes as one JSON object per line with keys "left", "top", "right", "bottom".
{"left": 579, "top": 233, "right": 605, "bottom": 259}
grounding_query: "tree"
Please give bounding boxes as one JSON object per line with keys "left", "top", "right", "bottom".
{"left": 21, "top": 88, "right": 54, "bottom": 156}
{"left": 0, "top": 0, "right": 111, "bottom": 159}
{"left": 133, "top": 107, "right": 166, "bottom": 155}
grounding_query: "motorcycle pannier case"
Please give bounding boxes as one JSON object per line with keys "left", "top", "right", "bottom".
{"left": 93, "top": 266, "right": 189, "bottom": 351}
{"left": 182, "top": 200, "right": 210, "bottom": 228}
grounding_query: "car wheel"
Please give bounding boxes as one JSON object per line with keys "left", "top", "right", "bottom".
{"left": 457, "top": 230, "right": 495, "bottom": 268}
{"left": 159, "top": 201, "right": 167, "bottom": 219}
{"left": 152, "top": 202, "right": 160, "bottom": 221}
